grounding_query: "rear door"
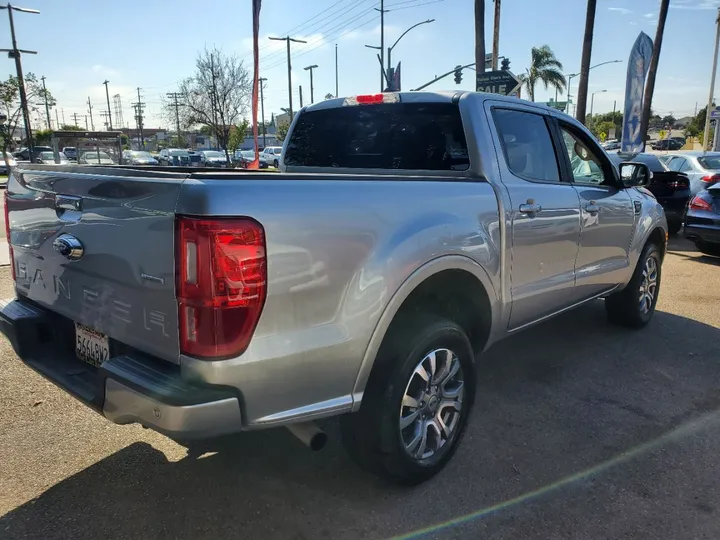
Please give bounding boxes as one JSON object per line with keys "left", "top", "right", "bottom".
{"left": 7, "top": 167, "right": 184, "bottom": 363}
{"left": 553, "top": 119, "right": 635, "bottom": 300}
{"left": 489, "top": 106, "right": 582, "bottom": 330}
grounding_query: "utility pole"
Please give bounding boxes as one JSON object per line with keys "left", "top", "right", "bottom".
{"left": 84, "top": 115, "right": 88, "bottom": 130}
{"left": 72, "top": 112, "right": 80, "bottom": 127}
{"left": 703, "top": 7, "right": 720, "bottom": 152}
{"left": 132, "top": 88, "right": 145, "bottom": 149}
{"left": 268, "top": 36, "right": 307, "bottom": 120}
{"left": 474, "top": 0, "right": 486, "bottom": 90}
{"left": 100, "top": 110, "right": 111, "bottom": 130}
{"left": 102, "top": 79, "right": 113, "bottom": 130}
{"left": 259, "top": 77, "right": 267, "bottom": 148}
{"left": 335, "top": 44, "right": 339, "bottom": 98}
{"left": 40, "top": 76, "right": 51, "bottom": 129}
{"left": 375, "top": 0, "right": 387, "bottom": 92}
{"left": 576, "top": 0, "right": 597, "bottom": 124}
{"left": 166, "top": 92, "right": 183, "bottom": 143}
{"left": 299, "top": 85, "right": 304, "bottom": 108}
{"left": 61, "top": 108, "right": 65, "bottom": 125}
{"left": 54, "top": 108, "right": 59, "bottom": 129}
{"left": 491, "top": 0, "right": 501, "bottom": 70}
{"left": 304, "top": 64, "right": 318, "bottom": 104}
{"left": 0, "top": 4, "right": 40, "bottom": 154}
{"left": 87, "top": 97, "right": 95, "bottom": 130}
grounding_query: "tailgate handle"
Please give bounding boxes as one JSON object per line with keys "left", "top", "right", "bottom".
{"left": 55, "top": 195, "right": 83, "bottom": 212}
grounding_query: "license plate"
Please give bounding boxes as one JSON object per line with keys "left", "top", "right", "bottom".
{"left": 75, "top": 323, "right": 110, "bottom": 367}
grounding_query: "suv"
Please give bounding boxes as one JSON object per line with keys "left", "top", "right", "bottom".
{"left": 261, "top": 146, "right": 283, "bottom": 168}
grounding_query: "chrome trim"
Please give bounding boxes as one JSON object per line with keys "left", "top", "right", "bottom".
{"left": 52, "top": 233, "right": 84, "bottom": 261}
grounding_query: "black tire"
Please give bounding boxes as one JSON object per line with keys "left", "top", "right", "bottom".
{"left": 273, "top": 159, "right": 279, "bottom": 168}
{"left": 668, "top": 220, "right": 682, "bottom": 235}
{"left": 340, "top": 314, "right": 476, "bottom": 485}
{"left": 605, "top": 241, "right": 662, "bottom": 328}
{"left": 695, "top": 240, "right": 720, "bottom": 257}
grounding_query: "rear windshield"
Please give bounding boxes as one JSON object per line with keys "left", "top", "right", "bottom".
{"left": 610, "top": 152, "right": 667, "bottom": 173}
{"left": 284, "top": 102, "right": 469, "bottom": 171}
{"left": 698, "top": 156, "right": 720, "bottom": 170}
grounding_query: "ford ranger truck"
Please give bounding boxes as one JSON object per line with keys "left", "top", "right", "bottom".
{"left": 0, "top": 91, "right": 667, "bottom": 485}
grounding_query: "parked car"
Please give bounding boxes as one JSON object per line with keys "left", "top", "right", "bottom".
{"left": 1, "top": 92, "right": 667, "bottom": 485}
{"left": 663, "top": 152, "right": 720, "bottom": 195}
{"left": 235, "top": 149, "right": 269, "bottom": 169}
{"left": 671, "top": 136, "right": 687, "bottom": 147}
{"left": 158, "top": 148, "right": 191, "bottom": 166}
{"left": 651, "top": 138, "right": 682, "bottom": 151}
{"left": 261, "top": 146, "right": 283, "bottom": 168}
{"left": 123, "top": 150, "right": 159, "bottom": 165}
{"left": 0, "top": 152, "right": 17, "bottom": 175}
{"left": 187, "top": 150, "right": 202, "bottom": 167}
{"left": 198, "top": 150, "right": 229, "bottom": 167}
{"left": 78, "top": 151, "right": 115, "bottom": 165}
{"left": 684, "top": 184, "right": 720, "bottom": 256}
{"left": 608, "top": 151, "right": 690, "bottom": 234}
{"left": 602, "top": 140, "right": 620, "bottom": 151}
{"left": 13, "top": 146, "right": 52, "bottom": 162}
{"left": 34, "top": 151, "right": 70, "bottom": 165}
{"left": 62, "top": 147, "right": 78, "bottom": 161}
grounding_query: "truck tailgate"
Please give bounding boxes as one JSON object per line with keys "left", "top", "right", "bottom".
{"left": 7, "top": 168, "right": 183, "bottom": 363}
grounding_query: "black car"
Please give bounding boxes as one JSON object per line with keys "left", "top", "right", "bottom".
{"left": 235, "top": 150, "right": 268, "bottom": 169}
{"left": 608, "top": 152, "right": 690, "bottom": 234}
{"left": 684, "top": 184, "right": 720, "bottom": 256}
{"left": 13, "top": 146, "right": 53, "bottom": 162}
{"left": 651, "top": 139, "right": 682, "bottom": 151}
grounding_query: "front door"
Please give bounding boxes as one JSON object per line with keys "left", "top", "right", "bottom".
{"left": 554, "top": 120, "right": 635, "bottom": 301}
{"left": 490, "top": 106, "right": 582, "bottom": 330}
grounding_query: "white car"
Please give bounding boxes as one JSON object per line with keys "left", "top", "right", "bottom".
{"left": 261, "top": 146, "right": 283, "bottom": 168}
{"left": 79, "top": 151, "right": 115, "bottom": 165}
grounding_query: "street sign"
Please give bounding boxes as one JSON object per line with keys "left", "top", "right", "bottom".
{"left": 544, "top": 99, "right": 568, "bottom": 112}
{"left": 710, "top": 106, "right": 720, "bottom": 119}
{"left": 475, "top": 70, "right": 521, "bottom": 97}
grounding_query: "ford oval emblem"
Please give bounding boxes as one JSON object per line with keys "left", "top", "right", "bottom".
{"left": 53, "top": 234, "right": 84, "bottom": 261}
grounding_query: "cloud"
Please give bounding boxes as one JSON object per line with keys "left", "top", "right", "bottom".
{"left": 608, "top": 7, "right": 632, "bottom": 14}
{"left": 643, "top": 12, "right": 655, "bottom": 17}
{"left": 91, "top": 64, "right": 119, "bottom": 77}
{"left": 629, "top": 21, "right": 637, "bottom": 25}
{"left": 670, "top": 0, "right": 720, "bottom": 9}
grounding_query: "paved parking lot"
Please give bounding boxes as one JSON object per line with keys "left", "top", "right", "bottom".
{"left": 0, "top": 237, "right": 719, "bottom": 539}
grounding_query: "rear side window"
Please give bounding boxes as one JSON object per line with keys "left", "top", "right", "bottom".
{"left": 284, "top": 102, "right": 469, "bottom": 171}
{"left": 492, "top": 109, "right": 560, "bottom": 183}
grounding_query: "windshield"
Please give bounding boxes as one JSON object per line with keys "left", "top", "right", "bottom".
{"left": 132, "top": 151, "right": 153, "bottom": 159}
{"left": 39, "top": 152, "right": 55, "bottom": 160}
{"left": 241, "top": 151, "right": 257, "bottom": 158}
{"left": 83, "top": 152, "right": 111, "bottom": 160}
{"left": 698, "top": 156, "right": 720, "bottom": 170}
{"left": 169, "top": 150, "right": 189, "bottom": 157}
{"left": 204, "top": 151, "right": 224, "bottom": 158}
{"left": 609, "top": 152, "right": 668, "bottom": 173}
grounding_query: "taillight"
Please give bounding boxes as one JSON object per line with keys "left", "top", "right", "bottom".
{"left": 701, "top": 174, "right": 720, "bottom": 185}
{"left": 3, "top": 190, "right": 14, "bottom": 281}
{"left": 689, "top": 194, "right": 713, "bottom": 211}
{"left": 176, "top": 216, "right": 266, "bottom": 359}
{"left": 668, "top": 179, "right": 689, "bottom": 189}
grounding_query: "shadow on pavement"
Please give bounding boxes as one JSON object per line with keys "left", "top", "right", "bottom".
{"left": 3, "top": 302, "right": 720, "bottom": 540}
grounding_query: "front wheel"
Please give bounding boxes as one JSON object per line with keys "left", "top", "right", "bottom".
{"left": 273, "top": 159, "right": 279, "bottom": 168}
{"left": 340, "top": 314, "right": 475, "bottom": 485}
{"left": 605, "top": 241, "right": 662, "bottom": 328}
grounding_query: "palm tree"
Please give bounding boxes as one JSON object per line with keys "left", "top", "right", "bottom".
{"left": 576, "top": 0, "right": 597, "bottom": 123}
{"left": 518, "top": 45, "right": 566, "bottom": 102}
{"left": 640, "top": 0, "right": 670, "bottom": 151}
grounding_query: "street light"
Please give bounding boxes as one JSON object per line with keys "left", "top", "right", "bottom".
{"left": 303, "top": 64, "right": 318, "bottom": 104}
{"left": 567, "top": 60, "right": 621, "bottom": 116}
{"left": 590, "top": 89, "right": 607, "bottom": 117}
{"left": 366, "top": 18, "right": 435, "bottom": 90}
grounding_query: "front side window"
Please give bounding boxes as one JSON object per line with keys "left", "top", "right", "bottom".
{"left": 492, "top": 109, "right": 560, "bottom": 182}
{"left": 559, "top": 126, "right": 609, "bottom": 186}
{"left": 285, "top": 102, "right": 469, "bottom": 171}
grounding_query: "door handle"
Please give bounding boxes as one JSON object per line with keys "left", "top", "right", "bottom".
{"left": 519, "top": 201, "right": 542, "bottom": 215}
{"left": 584, "top": 202, "right": 601, "bottom": 215}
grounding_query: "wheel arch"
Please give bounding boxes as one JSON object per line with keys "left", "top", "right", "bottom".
{"left": 351, "top": 255, "right": 499, "bottom": 411}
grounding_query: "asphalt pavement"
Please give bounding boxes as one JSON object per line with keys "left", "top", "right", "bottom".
{"left": 1, "top": 237, "right": 719, "bottom": 539}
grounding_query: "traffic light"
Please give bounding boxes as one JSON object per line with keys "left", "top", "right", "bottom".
{"left": 454, "top": 65, "right": 463, "bottom": 85}
{"left": 501, "top": 57, "right": 510, "bottom": 71}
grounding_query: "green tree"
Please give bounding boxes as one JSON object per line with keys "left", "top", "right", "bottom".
{"left": 33, "top": 128, "right": 53, "bottom": 146}
{"left": 517, "top": 45, "right": 566, "bottom": 102}
{"left": 227, "top": 119, "right": 250, "bottom": 153}
{"left": 0, "top": 72, "right": 55, "bottom": 152}
{"left": 275, "top": 121, "right": 289, "bottom": 143}
{"left": 59, "top": 124, "right": 83, "bottom": 131}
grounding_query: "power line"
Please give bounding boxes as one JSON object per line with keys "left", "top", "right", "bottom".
{"left": 166, "top": 92, "right": 183, "bottom": 141}
{"left": 103, "top": 79, "right": 113, "bottom": 130}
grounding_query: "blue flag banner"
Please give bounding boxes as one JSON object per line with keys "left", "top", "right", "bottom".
{"left": 621, "top": 32, "right": 654, "bottom": 154}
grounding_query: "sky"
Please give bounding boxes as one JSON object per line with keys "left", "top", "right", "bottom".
{"left": 2, "top": 0, "right": 720, "bottom": 131}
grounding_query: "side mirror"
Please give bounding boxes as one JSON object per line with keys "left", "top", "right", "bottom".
{"left": 619, "top": 162, "right": 652, "bottom": 188}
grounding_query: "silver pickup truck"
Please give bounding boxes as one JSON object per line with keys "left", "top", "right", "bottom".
{"left": 1, "top": 91, "right": 667, "bottom": 485}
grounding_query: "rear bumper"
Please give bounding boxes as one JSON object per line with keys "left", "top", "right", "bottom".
{"left": 684, "top": 223, "right": 720, "bottom": 244}
{"left": 0, "top": 298, "right": 243, "bottom": 440}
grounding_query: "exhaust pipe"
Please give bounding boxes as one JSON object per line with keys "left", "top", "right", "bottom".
{"left": 286, "top": 422, "right": 327, "bottom": 451}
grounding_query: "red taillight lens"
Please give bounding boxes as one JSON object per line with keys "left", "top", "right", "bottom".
{"left": 3, "top": 190, "right": 15, "bottom": 281}
{"left": 176, "top": 216, "right": 266, "bottom": 359}
{"left": 701, "top": 174, "right": 720, "bottom": 184}
{"left": 689, "top": 194, "right": 713, "bottom": 211}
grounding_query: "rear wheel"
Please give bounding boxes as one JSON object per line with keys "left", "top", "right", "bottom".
{"left": 340, "top": 314, "right": 475, "bottom": 485}
{"left": 605, "top": 241, "right": 662, "bottom": 328}
{"left": 273, "top": 159, "right": 279, "bottom": 168}
{"left": 695, "top": 240, "right": 720, "bottom": 257}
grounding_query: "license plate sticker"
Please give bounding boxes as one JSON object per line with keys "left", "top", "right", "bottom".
{"left": 75, "top": 323, "right": 110, "bottom": 367}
